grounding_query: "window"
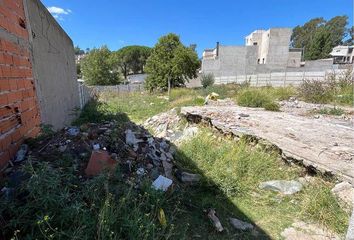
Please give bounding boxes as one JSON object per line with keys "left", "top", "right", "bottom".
{"left": 257, "top": 59, "right": 260, "bottom": 64}
{"left": 253, "top": 42, "right": 258, "bottom": 45}
{"left": 262, "top": 58, "right": 265, "bottom": 64}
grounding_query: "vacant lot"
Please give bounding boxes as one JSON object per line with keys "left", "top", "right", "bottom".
{"left": 1, "top": 84, "right": 352, "bottom": 239}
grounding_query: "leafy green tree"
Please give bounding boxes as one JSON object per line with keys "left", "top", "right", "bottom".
{"left": 112, "top": 46, "right": 151, "bottom": 79}
{"left": 291, "top": 16, "right": 349, "bottom": 60}
{"left": 74, "top": 45, "right": 85, "bottom": 55}
{"left": 81, "top": 46, "right": 121, "bottom": 85}
{"left": 306, "top": 27, "right": 333, "bottom": 60}
{"left": 145, "top": 33, "right": 200, "bottom": 94}
{"left": 325, "top": 16, "right": 349, "bottom": 47}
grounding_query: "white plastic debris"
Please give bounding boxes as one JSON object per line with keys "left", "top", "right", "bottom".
{"left": 67, "top": 127, "right": 80, "bottom": 136}
{"left": 15, "top": 144, "right": 28, "bottom": 162}
{"left": 93, "top": 144, "right": 100, "bottom": 150}
{"left": 136, "top": 167, "right": 145, "bottom": 176}
{"left": 152, "top": 175, "right": 173, "bottom": 192}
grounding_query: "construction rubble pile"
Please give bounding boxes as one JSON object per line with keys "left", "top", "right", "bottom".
{"left": 143, "top": 108, "right": 199, "bottom": 145}
{"left": 1, "top": 119, "right": 203, "bottom": 199}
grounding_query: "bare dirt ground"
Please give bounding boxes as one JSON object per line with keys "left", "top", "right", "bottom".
{"left": 181, "top": 102, "right": 354, "bottom": 184}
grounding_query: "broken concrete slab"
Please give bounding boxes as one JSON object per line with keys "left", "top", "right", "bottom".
{"left": 85, "top": 150, "right": 117, "bottom": 176}
{"left": 281, "top": 221, "right": 340, "bottom": 240}
{"left": 331, "top": 182, "right": 354, "bottom": 208}
{"left": 181, "top": 105, "right": 354, "bottom": 184}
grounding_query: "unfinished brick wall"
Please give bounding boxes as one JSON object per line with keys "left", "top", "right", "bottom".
{"left": 0, "top": 0, "right": 41, "bottom": 169}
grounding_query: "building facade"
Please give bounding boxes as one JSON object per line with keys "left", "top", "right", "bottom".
{"left": 330, "top": 45, "right": 354, "bottom": 64}
{"left": 201, "top": 28, "right": 303, "bottom": 77}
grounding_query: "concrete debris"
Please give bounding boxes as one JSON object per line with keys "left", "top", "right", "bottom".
{"left": 331, "top": 182, "right": 354, "bottom": 208}
{"left": 181, "top": 105, "right": 354, "bottom": 184}
{"left": 347, "top": 210, "right": 354, "bottom": 240}
{"left": 162, "top": 161, "right": 173, "bottom": 179}
{"left": 259, "top": 180, "right": 303, "bottom": 195}
{"left": 207, "top": 209, "right": 224, "bottom": 232}
{"left": 144, "top": 109, "right": 199, "bottom": 144}
{"left": 152, "top": 175, "right": 173, "bottom": 192}
{"left": 176, "top": 171, "right": 201, "bottom": 184}
{"left": 14, "top": 144, "right": 28, "bottom": 163}
{"left": 229, "top": 218, "right": 254, "bottom": 231}
{"left": 281, "top": 221, "right": 340, "bottom": 240}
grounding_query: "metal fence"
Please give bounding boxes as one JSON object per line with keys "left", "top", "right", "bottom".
{"left": 78, "top": 83, "right": 145, "bottom": 109}
{"left": 214, "top": 69, "right": 347, "bottom": 87}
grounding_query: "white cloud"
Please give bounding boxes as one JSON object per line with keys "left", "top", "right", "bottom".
{"left": 47, "top": 6, "right": 72, "bottom": 20}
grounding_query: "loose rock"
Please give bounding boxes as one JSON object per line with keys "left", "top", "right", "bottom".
{"left": 259, "top": 180, "right": 303, "bottom": 195}
{"left": 207, "top": 209, "right": 224, "bottom": 232}
{"left": 229, "top": 218, "right": 254, "bottom": 231}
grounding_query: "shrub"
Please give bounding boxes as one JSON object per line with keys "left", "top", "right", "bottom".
{"left": 316, "top": 107, "right": 345, "bottom": 116}
{"left": 298, "top": 79, "right": 334, "bottom": 104}
{"left": 263, "top": 101, "right": 280, "bottom": 111}
{"left": 237, "top": 89, "right": 271, "bottom": 108}
{"left": 200, "top": 73, "right": 215, "bottom": 88}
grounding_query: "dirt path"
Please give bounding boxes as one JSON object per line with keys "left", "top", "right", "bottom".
{"left": 181, "top": 105, "right": 354, "bottom": 184}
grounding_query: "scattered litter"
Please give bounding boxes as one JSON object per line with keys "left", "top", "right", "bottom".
{"left": 238, "top": 113, "right": 250, "bottom": 118}
{"left": 152, "top": 175, "right": 173, "bottom": 192}
{"left": 259, "top": 180, "right": 303, "bottom": 195}
{"left": 93, "top": 144, "right": 100, "bottom": 150}
{"left": 207, "top": 209, "right": 224, "bottom": 232}
{"left": 14, "top": 144, "right": 28, "bottom": 163}
{"left": 205, "top": 92, "right": 219, "bottom": 104}
{"left": 229, "top": 218, "right": 254, "bottom": 231}
{"left": 136, "top": 167, "right": 145, "bottom": 176}
{"left": 67, "top": 127, "right": 80, "bottom": 136}
{"left": 158, "top": 208, "right": 167, "bottom": 227}
{"left": 85, "top": 151, "right": 116, "bottom": 176}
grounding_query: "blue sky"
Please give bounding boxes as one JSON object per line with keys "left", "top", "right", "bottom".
{"left": 42, "top": 0, "right": 353, "bottom": 56}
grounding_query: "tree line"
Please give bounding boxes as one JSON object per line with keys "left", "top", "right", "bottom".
{"left": 79, "top": 33, "right": 200, "bottom": 92}
{"left": 291, "top": 15, "right": 352, "bottom": 60}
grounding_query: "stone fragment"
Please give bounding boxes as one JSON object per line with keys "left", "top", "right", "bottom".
{"left": 229, "top": 218, "right": 254, "bottom": 231}
{"left": 259, "top": 180, "right": 302, "bottom": 195}
{"left": 85, "top": 151, "right": 116, "bottom": 176}
{"left": 207, "top": 209, "right": 224, "bottom": 232}
{"left": 177, "top": 171, "right": 201, "bottom": 184}
{"left": 331, "top": 182, "right": 353, "bottom": 207}
{"left": 162, "top": 161, "right": 173, "bottom": 179}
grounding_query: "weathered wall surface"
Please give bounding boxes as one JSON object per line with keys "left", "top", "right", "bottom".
{"left": 0, "top": 0, "right": 41, "bottom": 169}
{"left": 25, "top": 0, "right": 80, "bottom": 130}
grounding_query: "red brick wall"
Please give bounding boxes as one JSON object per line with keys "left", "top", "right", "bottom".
{"left": 0, "top": 0, "right": 41, "bottom": 169}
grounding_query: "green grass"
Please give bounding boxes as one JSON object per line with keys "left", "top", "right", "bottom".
{"left": 315, "top": 107, "right": 345, "bottom": 116}
{"left": 175, "top": 129, "right": 349, "bottom": 238}
{"left": 236, "top": 88, "right": 281, "bottom": 111}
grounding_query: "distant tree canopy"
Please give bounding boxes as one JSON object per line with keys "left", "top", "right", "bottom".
{"left": 112, "top": 46, "right": 152, "bottom": 79}
{"left": 81, "top": 46, "right": 121, "bottom": 85}
{"left": 74, "top": 46, "right": 85, "bottom": 55}
{"left": 291, "top": 16, "right": 351, "bottom": 60}
{"left": 145, "top": 33, "right": 200, "bottom": 92}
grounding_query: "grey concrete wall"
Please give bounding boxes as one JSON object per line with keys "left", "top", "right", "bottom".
{"left": 266, "top": 28, "right": 291, "bottom": 66}
{"left": 24, "top": 0, "right": 80, "bottom": 130}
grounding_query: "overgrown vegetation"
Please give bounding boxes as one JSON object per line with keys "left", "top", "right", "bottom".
{"left": 237, "top": 88, "right": 280, "bottom": 111}
{"left": 314, "top": 107, "right": 345, "bottom": 116}
{"left": 200, "top": 73, "right": 215, "bottom": 88}
{"left": 298, "top": 68, "right": 354, "bottom": 105}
